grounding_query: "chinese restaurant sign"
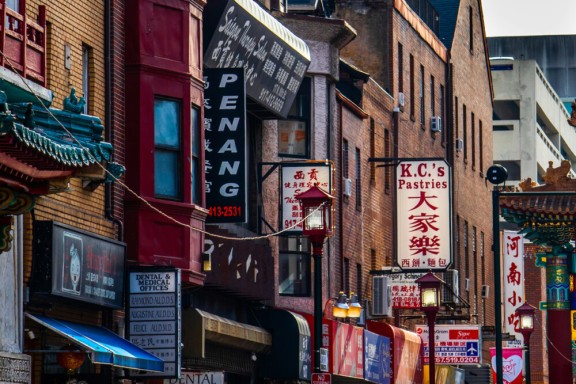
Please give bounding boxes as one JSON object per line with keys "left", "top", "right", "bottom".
{"left": 127, "top": 268, "right": 181, "bottom": 379}
{"left": 204, "top": 68, "right": 247, "bottom": 223}
{"left": 396, "top": 159, "right": 451, "bottom": 270}
{"left": 281, "top": 163, "right": 331, "bottom": 232}
{"left": 503, "top": 230, "right": 525, "bottom": 345}
{"left": 31, "top": 221, "right": 125, "bottom": 308}
{"left": 416, "top": 324, "right": 481, "bottom": 365}
{"left": 204, "top": 0, "right": 310, "bottom": 118}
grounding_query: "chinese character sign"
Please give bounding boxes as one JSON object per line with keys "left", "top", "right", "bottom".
{"left": 281, "top": 163, "right": 331, "bottom": 231}
{"left": 503, "top": 230, "right": 525, "bottom": 341}
{"left": 396, "top": 160, "right": 451, "bottom": 270}
{"left": 388, "top": 272, "right": 423, "bottom": 309}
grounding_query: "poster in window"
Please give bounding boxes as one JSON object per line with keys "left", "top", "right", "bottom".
{"left": 61, "top": 232, "right": 83, "bottom": 295}
{"left": 278, "top": 120, "right": 306, "bottom": 156}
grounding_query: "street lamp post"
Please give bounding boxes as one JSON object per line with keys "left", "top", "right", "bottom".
{"left": 416, "top": 271, "right": 443, "bottom": 384}
{"left": 515, "top": 302, "right": 536, "bottom": 384}
{"left": 295, "top": 185, "right": 334, "bottom": 373}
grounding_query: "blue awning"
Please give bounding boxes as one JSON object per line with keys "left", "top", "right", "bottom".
{"left": 26, "top": 313, "right": 164, "bottom": 372}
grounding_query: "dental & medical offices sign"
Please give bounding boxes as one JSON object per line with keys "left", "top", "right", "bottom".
{"left": 396, "top": 159, "right": 452, "bottom": 271}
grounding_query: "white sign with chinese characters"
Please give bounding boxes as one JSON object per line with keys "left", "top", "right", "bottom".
{"left": 396, "top": 159, "right": 451, "bottom": 270}
{"left": 281, "top": 163, "right": 331, "bottom": 231}
{"left": 388, "top": 272, "right": 423, "bottom": 309}
{"left": 503, "top": 230, "right": 525, "bottom": 344}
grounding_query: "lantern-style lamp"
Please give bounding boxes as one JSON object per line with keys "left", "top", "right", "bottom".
{"left": 333, "top": 292, "right": 349, "bottom": 318}
{"left": 347, "top": 292, "right": 363, "bottom": 318}
{"left": 416, "top": 271, "right": 443, "bottom": 384}
{"left": 294, "top": 184, "right": 334, "bottom": 245}
{"left": 295, "top": 184, "right": 334, "bottom": 374}
{"left": 57, "top": 344, "right": 86, "bottom": 376}
{"left": 515, "top": 301, "right": 536, "bottom": 384}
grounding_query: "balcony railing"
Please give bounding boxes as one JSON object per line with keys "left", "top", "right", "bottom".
{"left": 0, "top": 0, "right": 46, "bottom": 86}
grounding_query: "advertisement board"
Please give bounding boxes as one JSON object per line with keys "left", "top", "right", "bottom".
{"left": 490, "top": 347, "right": 523, "bottom": 384}
{"left": 416, "top": 324, "right": 481, "bottom": 365}
{"left": 502, "top": 230, "right": 525, "bottom": 346}
{"left": 396, "top": 159, "right": 452, "bottom": 270}
{"left": 31, "top": 221, "right": 125, "bottom": 308}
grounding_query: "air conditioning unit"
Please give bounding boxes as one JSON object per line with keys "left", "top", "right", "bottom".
{"left": 372, "top": 276, "right": 392, "bottom": 316}
{"left": 343, "top": 178, "right": 352, "bottom": 197}
{"left": 431, "top": 116, "right": 442, "bottom": 132}
{"left": 481, "top": 285, "right": 490, "bottom": 299}
{"left": 398, "top": 92, "right": 405, "bottom": 107}
{"left": 464, "top": 278, "right": 470, "bottom": 292}
{"left": 441, "top": 269, "right": 459, "bottom": 304}
{"left": 456, "top": 138, "right": 464, "bottom": 152}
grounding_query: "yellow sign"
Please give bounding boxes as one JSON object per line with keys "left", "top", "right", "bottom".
{"left": 571, "top": 310, "right": 576, "bottom": 341}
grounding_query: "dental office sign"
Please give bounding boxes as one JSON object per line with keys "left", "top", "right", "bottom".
{"left": 396, "top": 159, "right": 451, "bottom": 271}
{"left": 204, "top": 68, "right": 247, "bottom": 223}
{"left": 128, "top": 268, "right": 181, "bottom": 379}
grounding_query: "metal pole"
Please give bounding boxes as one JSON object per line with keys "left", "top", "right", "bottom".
{"left": 525, "top": 339, "right": 531, "bottom": 384}
{"left": 428, "top": 310, "right": 437, "bottom": 384}
{"left": 492, "top": 188, "right": 504, "bottom": 384}
{"left": 313, "top": 241, "right": 324, "bottom": 373}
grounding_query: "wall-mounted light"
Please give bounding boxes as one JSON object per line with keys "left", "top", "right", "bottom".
{"left": 202, "top": 253, "right": 211, "bottom": 272}
{"left": 333, "top": 292, "right": 349, "bottom": 318}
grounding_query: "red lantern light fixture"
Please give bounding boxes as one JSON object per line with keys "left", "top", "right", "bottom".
{"left": 57, "top": 344, "right": 86, "bottom": 375}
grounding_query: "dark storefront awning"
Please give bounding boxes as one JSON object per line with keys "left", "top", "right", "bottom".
{"left": 26, "top": 313, "right": 164, "bottom": 372}
{"left": 255, "top": 308, "right": 312, "bottom": 381}
{"left": 183, "top": 308, "right": 272, "bottom": 359}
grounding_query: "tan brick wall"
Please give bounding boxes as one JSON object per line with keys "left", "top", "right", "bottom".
{"left": 25, "top": 0, "right": 114, "bottom": 238}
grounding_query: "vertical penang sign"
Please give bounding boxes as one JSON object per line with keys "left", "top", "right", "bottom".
{"left": 396, "top": 159, "right": 451, "bottom": 271}
{"left": 204, "top": 68, "right": 247, "bottom": 223}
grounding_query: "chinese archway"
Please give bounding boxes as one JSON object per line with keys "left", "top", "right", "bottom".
{"left": 499, "top": 160, "right": 576, "bottom": 383}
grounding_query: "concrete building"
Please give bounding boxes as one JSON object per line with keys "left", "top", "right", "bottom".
{"left": 491, "top": 58, "right": 576, "bottom": 184}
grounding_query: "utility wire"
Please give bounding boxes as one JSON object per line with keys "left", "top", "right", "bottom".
{"left": 0, "top": 49, "right": 324, "bottom": 241}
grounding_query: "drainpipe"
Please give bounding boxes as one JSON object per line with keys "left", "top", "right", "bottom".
{"left": 104, "top": 0, "right": 123, "bottom": 243}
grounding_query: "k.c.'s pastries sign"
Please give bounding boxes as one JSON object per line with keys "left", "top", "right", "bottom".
{"left": 204, "top": 0, "right": 310, "bottom": 118}
{"left": 31, "top": 221, "right": 125, "bottom": 308}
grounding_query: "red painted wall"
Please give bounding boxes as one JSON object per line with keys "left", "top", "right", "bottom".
{"left": 124, "top": 0, "right": 206, "bottom": 284}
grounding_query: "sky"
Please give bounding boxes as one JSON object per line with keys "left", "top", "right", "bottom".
{"left": 482, "top": 0, "right": 576, "bottom": 37}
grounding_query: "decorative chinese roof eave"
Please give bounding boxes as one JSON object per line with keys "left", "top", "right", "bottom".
{"left": 0, "top": 90, "right": 125, "bottom": 195}
{"left": 499, "top": 160, "right": 576, "bottom": 246}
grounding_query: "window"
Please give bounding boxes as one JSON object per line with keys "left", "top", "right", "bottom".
{"left": 384, "top": 129, "right": 391, "bottom": 193}
{"left": 278, "top": 78, "right": 311, "bottom": 157}
{"left": 370, "top": 118, "right": 375, "bottom": 183}
{"left": 344, "top": 258, "right": 350, "bottom": 294}
{"left": 420, "top": 65, "right": 425, "bottom": 125}
{"left": 455, "top": 97, "right": 459, "bottom": 138}
{"left": 440, "top": 85, "right": 445, "bottom": 142}
{"left": 343, "top": 139, "right": 349, "bottom": 179}
{"left": 464, "top": 220, "right": 469, "bottom": 281}
{"left": 371, "top": 249, "right": 377, "bottom": 271}
{"left": 81, "top": 45, "right": 91, "bottom": 114}
{"left": 469, "top": 6, "right": 474, "bottom": 52}
{"left": 463, "top": 104, "right": 467, "bottom": 161}
{"left": 410, "top": 54, "right": 415, "bottom": 119}
{"left": 479, "top": 120, "right": 484, "bottom": 173}
{"left": 154, "top": 97, "right": 182, "bottom": 199}
{"left": 356, "top": 263, "right": 362, "bottom": 299}
{"left": 191, "top": 105, "right": 201, "bottom": 204}
{"left": 430, "top": 75, "right": 435, "bottom": 117}
{"left": 471, "top": 112, "right": 476, "bottom": 168}
{"left": 355, "top": 148, "right": 361, "bottom": 209}
{"left": 6, "top": 0, "right": 19, "bottom": 11}
{"left": 279, "top": 236, "right": 311, "bottom": 296}
{"left": 398, "top": 43, "right": 404, "bottom": 93}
